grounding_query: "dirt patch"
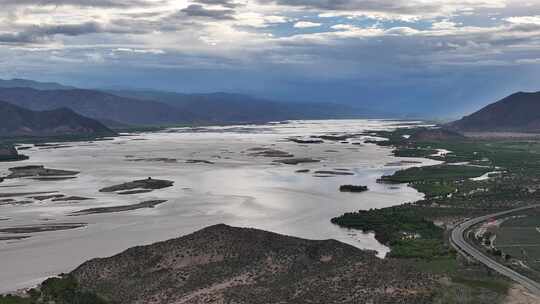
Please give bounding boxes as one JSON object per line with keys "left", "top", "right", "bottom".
{"left": 100, "top": 178, "right": 173, "bottom": 193}
{"left": 273, "top": 158, "right": 320, "bottom": 165}
{"left": 505, "top": 284, "right": 540, "bottom": 304}
{"left": 0, "top": 223, "right": 87, "bottom": 234}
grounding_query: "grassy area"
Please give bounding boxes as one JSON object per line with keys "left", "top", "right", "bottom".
{"left": 373, "top": 127, "right": 540, "bottom": 176}
{"left": 332, "top": 127, "right": 540, "bottom": 302}
{"left": 0, "top": 275, "right": 107, "bottom": 304}
{"left": 412, "top": 182, "right": 456, "bottom": 198}
{"left": 494, "top": 211, "right": 540, "bottom": 278}
{"left": 433, "top": 278, "right": 510, "bottom": 304}
{"left": 411, "top": 257, "right": 458, "bottom": 275}
{"left": 450, "top": 276, "right": 510, "bottom": 293}
{"left": 331, "top": 205, "right": 447, "bottom": 259}
{"left": 390, "top": 238, "right": 449, "bottom": 259}
{"left": 379, "top": 165, "right": 490, "bottom": 183}
{"left": 0, "top": 296, "right": 32, "bottom": 304}
{"left": 378, "top": 164, "right": 490, "bottom": 199}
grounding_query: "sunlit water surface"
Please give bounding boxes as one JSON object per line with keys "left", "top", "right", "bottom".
{"left": 0, "top": 119, "right": 438, "bottom": 292}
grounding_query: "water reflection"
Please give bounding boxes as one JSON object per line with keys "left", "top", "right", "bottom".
{"left": 0, "top": 119, "right": 437, "bottom": 292}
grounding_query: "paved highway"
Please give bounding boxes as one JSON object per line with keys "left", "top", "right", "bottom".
{"left": 450, "top": 204, "right": 540, "bottom": 295}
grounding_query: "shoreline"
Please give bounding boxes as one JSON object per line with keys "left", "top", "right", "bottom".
{"left": 331, "top": 126, "right": 540, "bottom": 302}
{"left": 0, "top": 120, "right": 436, "bottom": 293}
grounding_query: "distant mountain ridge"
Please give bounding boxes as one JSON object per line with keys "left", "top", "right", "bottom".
{"left": 0, "top": 87, "right": 188, "bottom": 126}
{"left": 0, "top": 78, "right": 382, "bottom": 127}
{"left": 0, "top": 78, "right": 75, "bottom": 91}
{"left": 449, "top": 91, "right": 540, "bottom": 133}
{"left": 0, "top": 100, "right": 115, "bottom": 137}
{"left": 110, "top": 89, "right": 380, "bottom": 123}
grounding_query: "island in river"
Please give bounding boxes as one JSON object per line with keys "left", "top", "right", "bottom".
{"left": 0, "top": 120, "right": 435, "bottom": 294}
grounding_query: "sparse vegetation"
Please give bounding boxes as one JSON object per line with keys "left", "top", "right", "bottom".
{"left": 0, "top": 275, "right": 107, "bottom": 304}
{"left": 332, "top": 206, "right": 446, "bottom": 259}
{"left": 333, "top": 126, "right": 540, "bottom": 303}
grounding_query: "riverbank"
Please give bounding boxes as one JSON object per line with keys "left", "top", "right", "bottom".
{"left": 0, "top": 119, "right": 435, "bottom": 293}
{"left": 332, "top": 127, "right": 540, "bottom": 303}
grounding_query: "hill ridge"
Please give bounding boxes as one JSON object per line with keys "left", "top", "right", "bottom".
{"left": 0, "top": 100, "right": 115, "bottom": 137}
{"left": 449, "top": 91, "right": 540, "bottom": 133}
{"left": 69, "top": 224, "right": 435, "bottom": 304}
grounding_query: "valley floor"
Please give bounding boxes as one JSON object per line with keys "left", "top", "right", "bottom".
{"left": 3, "top": 120, "right": 540, "bottom": 303}
{"left": 0, "top": 119, "right": 435, "bottom": 293}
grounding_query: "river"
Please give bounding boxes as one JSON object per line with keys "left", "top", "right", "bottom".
{"left": 0, "top": 119, "right": 439, "bottom": 292}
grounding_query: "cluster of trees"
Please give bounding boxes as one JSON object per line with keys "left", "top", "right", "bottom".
{"left": 331, "top": 206, "right": 448, "bottom": 259}
{"left": 0, "top": 275, "right": 107, "bottom": 304}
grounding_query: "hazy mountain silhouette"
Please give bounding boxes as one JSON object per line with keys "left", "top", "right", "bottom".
{"left": 0, "top": 100, "right": 115, "bottom": 137}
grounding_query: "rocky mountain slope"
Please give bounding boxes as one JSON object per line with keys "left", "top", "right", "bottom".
{"left": 0, "top": 100, "right": 115, "bottom": 137}
{"left": 449, "top": 91, "right": 540, "bottom": 133}
{"left": 68, "top": 224, "right": 435, "bottom": 304}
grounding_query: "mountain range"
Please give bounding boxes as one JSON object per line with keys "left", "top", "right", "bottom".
{"left": 0, "top": 78, "right": 75, "bottom": 91}
{"left": 4, "top": 78, "right": 540, "bottom": 134}
{"left": 0, "top": 88, "right": 187, "bottom": 127}
{"left": 0, "top": 79, "right": 382, "bottom": 127}
{"left": 0, "top": 100, "right": 115, "bottom": 137}
{"left": 449, "top": 91, "right": 540, "bottom": 133}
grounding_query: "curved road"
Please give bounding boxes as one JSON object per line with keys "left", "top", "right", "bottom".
{"left": 450, "top": 204, "right": 540, "bottom": 295}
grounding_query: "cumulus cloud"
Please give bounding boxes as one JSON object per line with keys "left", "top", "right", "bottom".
{"left": 235, "top": 13, "right": 289, "bottom": 28}
{"left": 506, "top": 15, "right": 540, "bottom": 25}
{"left": 294, "top": 21, "right": 322, "bottom": 28}
{"left": 331, "top": 24, "right": 356, "bottom": 31}
{"left": 431, "top": 20, "right": 458, "bottom": 30}
{"left": 192, "top": 0, "right": 239, "bottom": 9}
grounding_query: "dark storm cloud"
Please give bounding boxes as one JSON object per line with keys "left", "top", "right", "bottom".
{"left": 0, "top": 22, "right": 102, "bottom": 43}
{"left": 0, "top": 21, "right": 145, "bottom": 44}
{"left": 180, "top": 4, "right": 235, "bottom": 20}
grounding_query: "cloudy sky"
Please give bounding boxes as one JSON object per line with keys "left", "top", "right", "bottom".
{"left": 1, "top": 0, "right": 540, "bottom": 116}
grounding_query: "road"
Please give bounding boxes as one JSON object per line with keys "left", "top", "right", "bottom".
{"left": 450, "top": 204, "right": 540, "bottom": 295}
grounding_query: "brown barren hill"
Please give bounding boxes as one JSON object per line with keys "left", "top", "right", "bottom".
{"left": 71, "top": 224, "right": 436, "bottom": 304}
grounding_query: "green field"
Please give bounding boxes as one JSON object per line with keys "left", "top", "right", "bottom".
{"left": 333, "top": 127, "right": 540, "bottom": 302}
{"left": 495, "top": 212, "right": 540, "bottom": 275}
